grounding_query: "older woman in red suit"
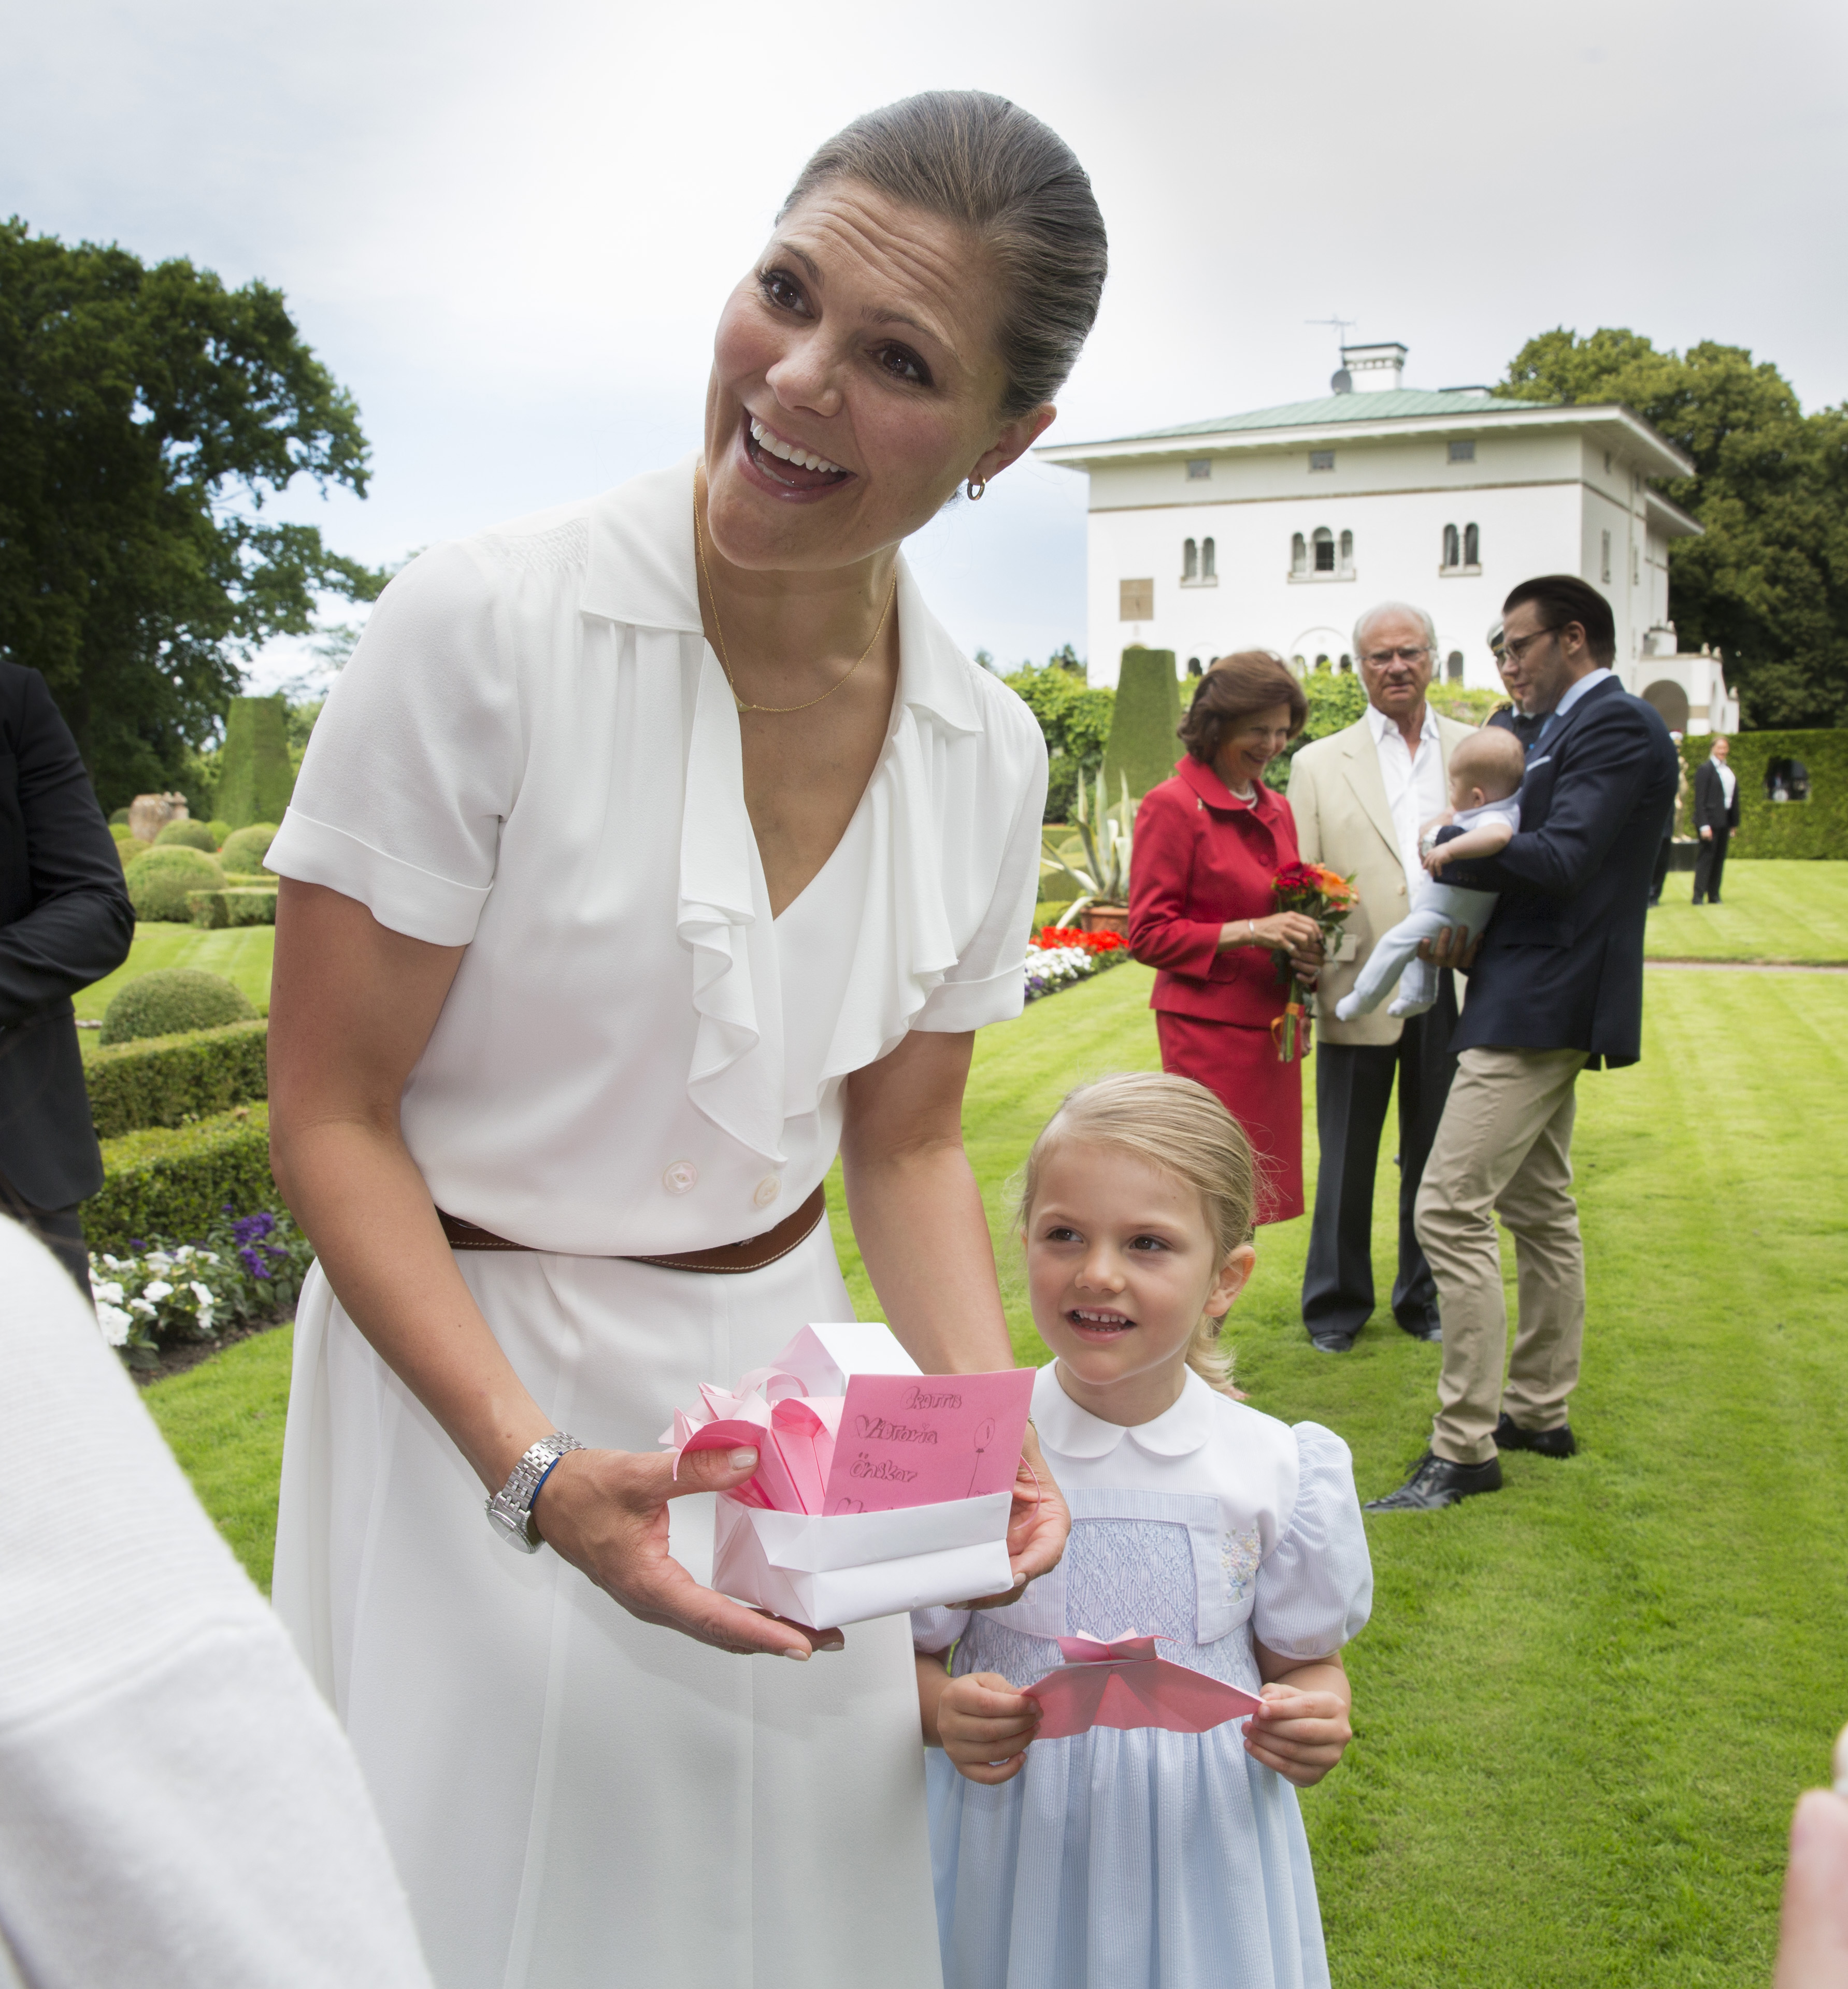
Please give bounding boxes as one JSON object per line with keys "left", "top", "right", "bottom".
{"left": 1127, "top": 652, "right": 1323, "bottom": 1223}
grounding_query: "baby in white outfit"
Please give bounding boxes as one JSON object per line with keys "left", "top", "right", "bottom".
{"left": 1336, "top": 725, "right": 1526, "bottom": 1021}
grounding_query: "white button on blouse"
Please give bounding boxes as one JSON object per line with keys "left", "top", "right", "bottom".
{"left": 268, "top": 457, "right": 1048, "bottom": 1256}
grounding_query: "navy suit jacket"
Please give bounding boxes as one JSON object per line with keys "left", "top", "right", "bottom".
{"left": 1445, "top": 675, "right": 1678, "bottom": 1069}
{"left": 0, "top": 663, "right": 135, "bottom": 1206}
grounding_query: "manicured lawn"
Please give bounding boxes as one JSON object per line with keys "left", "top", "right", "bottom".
{"left": 77, "top": 922, "right": 277, "bottom": 1031}
{"left": 1645, "top": 857, "right": 1848, "bottom": 962}
{"left": 146, "top": 954, "right": 1847, "bottom": 1983}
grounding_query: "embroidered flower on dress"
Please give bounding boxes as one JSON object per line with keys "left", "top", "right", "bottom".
{"left": 1221, "top": 1527, "right": 1262, "bottom": 1602}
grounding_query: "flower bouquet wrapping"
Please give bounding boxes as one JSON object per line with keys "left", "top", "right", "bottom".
{"left": 662, "top": 1323, "right": 1036, "bottom": 1630}
{"left": 1269, "top": 860, "right": 1358, "bottom": 1062}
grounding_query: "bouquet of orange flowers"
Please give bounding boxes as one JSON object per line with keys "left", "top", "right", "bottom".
{"left": 1269, "top": 861, "right": 1359, "bottom": 1062}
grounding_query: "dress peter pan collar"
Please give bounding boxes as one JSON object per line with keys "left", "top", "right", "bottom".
{"left": 1032, "top": 1364, "right": 1218, "bottom": 1461}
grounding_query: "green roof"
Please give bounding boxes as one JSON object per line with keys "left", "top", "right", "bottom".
{"left": 1114, "top": 387, "right": 1553, "bottom": 443}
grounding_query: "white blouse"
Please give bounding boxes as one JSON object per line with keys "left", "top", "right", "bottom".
{"left": 269, "top": 456, "right": 1047, "bottom": 1255}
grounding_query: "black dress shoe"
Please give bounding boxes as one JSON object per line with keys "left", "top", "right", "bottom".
{"left": 1396, "top": 1317, "right": 1442, "bottom": 1344}
{"left": 1308, "top": 1330, "right": 1356, "bottom": 1353}
{"left": 1494, "top": 1413, "right": 1578, "bottom": 1459}
{"left": 1364, "top": 1451, "right": 1502, "bottom": 1511}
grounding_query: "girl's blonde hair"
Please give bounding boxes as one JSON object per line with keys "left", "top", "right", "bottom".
{"left": 1016, "top": 1072, "right": 1258, "bottom": 1392}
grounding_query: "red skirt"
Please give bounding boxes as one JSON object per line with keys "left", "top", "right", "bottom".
{"left": 1154, "top": 1012, "right": 1305, "bottom": 1226}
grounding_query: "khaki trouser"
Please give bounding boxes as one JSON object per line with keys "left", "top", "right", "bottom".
{"left": 1413, "top": 1046, "right": 1589, "bottom": 1465}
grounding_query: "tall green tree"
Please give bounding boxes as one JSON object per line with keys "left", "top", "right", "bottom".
{"left": 0, "top": 219, "right": 384, "bottom": 805}
{"left": 1498, "top": 328, "right": 1848, "bottom": 727}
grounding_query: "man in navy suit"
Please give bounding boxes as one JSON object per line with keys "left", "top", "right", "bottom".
{"left": 0, "top": 661, "right": 135, "bottom": 1291}
{"left": 1367, "top": 576, "right": 1678, "bottom": 1510}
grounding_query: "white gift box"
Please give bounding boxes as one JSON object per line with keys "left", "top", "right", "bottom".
{"left": 712, "top": 1490, "right": 1014, "bottom": 1630}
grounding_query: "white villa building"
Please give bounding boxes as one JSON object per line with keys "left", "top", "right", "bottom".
{"left": 1037, "top": 342, "right": 1739, "bottom": 732}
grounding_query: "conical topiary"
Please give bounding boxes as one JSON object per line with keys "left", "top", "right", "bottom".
{"left": 100, "top": 968, "right": 256, "bottom": 1045}
{"left": 1102, "top": 647, "right": 1183, "bottom": 799}
{"left": 216, "top": 695, "right": 296, "bottom": 828}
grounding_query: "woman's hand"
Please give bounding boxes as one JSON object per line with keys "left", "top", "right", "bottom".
{"left": 959, "top": 1424, "right": 1072, "bottom": 1610}
{"left": 1222, "top": 911, "right": 1323, "bottom": 981}
{"left": 932, "top": 1671, "right": 1040, "bottom": 1785}
{"left": 1242, "top": 1681, "right": 1354, "bottom": 1786}
{"left": 533, "top": 1445, "right": 842, "bottom": 1661}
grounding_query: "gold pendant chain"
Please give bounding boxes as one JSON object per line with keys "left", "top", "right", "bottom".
{"left": 693, "top": 466, "right": 897, "bottom": 716}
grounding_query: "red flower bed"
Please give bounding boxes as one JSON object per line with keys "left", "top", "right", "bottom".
{"left": 1032, "top": 926, "right": 1127, "bottom": 955}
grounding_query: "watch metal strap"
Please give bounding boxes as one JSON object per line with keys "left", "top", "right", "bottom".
{"left": 486, "top": 1433, "right": 585, "bottom": 1553}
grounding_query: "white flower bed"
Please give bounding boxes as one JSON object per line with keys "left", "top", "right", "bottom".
{"left": 92, "top": 1245, "right": 229, "bottom": 1348}
{"left": 1024, "top": 943, "right": 1125, "bottom": 1004}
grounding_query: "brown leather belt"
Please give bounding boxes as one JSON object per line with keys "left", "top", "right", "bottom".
{"left": 437, "top": 1183, "right": 829, "bottom": 1275}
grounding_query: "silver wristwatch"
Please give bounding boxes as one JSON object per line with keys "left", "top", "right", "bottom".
{"left": 485, "top": 1434, "right": 585, "bottom": 1552}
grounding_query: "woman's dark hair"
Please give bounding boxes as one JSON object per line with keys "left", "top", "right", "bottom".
{"left": 1502, "top": 574, "right": 1616, "bottom": 665}
{"left": 780, "top": 92, "right": 1107, "bottom": 418}
{"left": 1177, "top": 652, "right": 1308, "bottom": 766}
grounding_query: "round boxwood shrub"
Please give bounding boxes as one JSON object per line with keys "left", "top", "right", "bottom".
{"left": 100, "top": 968, "right": 255, "bottom": 1045}
{"left": 109, "top": 822, "right": 135, "bottom": 842}
{"left": 125, "top": 845, "right": 226, "bottom": 923}
{"left": 219, "top": 822, "right": 279, "bottom": 874}
{"left": 207, "top": 818, "right": 232, "bottom": 845}
{"left": 154, "top": 817, "right": 219, "bottom": 852}
{"left": 109, "top": 808, "right": 130, "bottom": 826}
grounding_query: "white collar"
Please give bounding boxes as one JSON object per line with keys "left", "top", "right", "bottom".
{"left": 578, "top": 454, "right": 981, "bottom": 736}
{"left": 1365, "top": 701, "right": 1438, "bottom": 750}
{"left": 1032, "top": 1362, "right": 1219, "bottom": 1461}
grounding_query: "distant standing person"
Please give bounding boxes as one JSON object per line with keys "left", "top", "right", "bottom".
{"left": 1127, "top": 653, "right": 1324, "bottom": 1224}
{"left": 1692, "top": 734, "right": 1739, "bottom": 904}
{"left": 1284, "top": 605, "right": 1474, "bottom": 1352}
{"left": 1367, "top": 576, "right": 1678, "bottom": 1511}
{"left": 0, "top": 661, "right": 135, "bottom": 1292}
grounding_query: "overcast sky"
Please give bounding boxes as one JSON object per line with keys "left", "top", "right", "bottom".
{"left": 8, "top": 0, "right": 1846, "bottom": 688}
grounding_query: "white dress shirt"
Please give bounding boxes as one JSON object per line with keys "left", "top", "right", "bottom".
{"left": 1367, "top": 700, "right": 1447, "bottom": 892}
{"left": 1712, "top": 755, "right": 1737, "bottom": 808}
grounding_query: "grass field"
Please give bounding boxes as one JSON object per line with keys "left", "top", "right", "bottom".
{"left": 138, "top": 897, "right": 1848, "bottom": 1984}
{"left": 1644, "top": 857, "right": 1848, "bottom": 962}
{"left": 78, "top": 921, "right": 278, "bottom": 1032}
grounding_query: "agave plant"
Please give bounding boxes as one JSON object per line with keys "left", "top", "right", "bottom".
{"left": 1040, "top": 767, "right": 1135, "bottom": 923}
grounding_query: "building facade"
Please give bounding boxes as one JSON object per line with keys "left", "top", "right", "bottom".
{"left": 1037, "top": 343, "right": 1735, "bottom": 728}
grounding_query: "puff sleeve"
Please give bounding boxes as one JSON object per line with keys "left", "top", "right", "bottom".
{"left": 911, "top": 1606, "right": 973, "bottom": 1655}
{"left": 266, "top": 540, "right": 526, "bottom": 947}
{"left": 1250, "top": 1423, "right": 1372, "bottom": 1660}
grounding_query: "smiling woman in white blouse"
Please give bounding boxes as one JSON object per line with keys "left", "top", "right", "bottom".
{"left": 262, "top": 92, "right": 1108, "bottom": 1989}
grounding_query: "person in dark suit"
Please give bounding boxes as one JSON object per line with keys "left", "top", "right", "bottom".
{"left": 1367, "top": 575, "right": 1678, "bottom": 1511}
{"left": 1692, "top": 734, "right": 1740, "bottom": 904}
{"left": 0, "top": 661, "right": 136, "bottom": 1291}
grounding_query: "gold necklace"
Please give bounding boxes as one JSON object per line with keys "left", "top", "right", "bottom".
{"left": 693, "top": 467, "right": 897, "bottom": 715}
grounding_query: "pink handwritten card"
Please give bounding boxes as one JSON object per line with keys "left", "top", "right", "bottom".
{"left": 820, "top": 1368, "right": 1034, "bottom": 1516}
{"left": 1023, "top": 1631, "right": 1265, "bottom": 1739}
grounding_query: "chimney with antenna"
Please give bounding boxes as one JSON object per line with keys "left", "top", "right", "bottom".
{"left": 1340, "top": 342, "right": 1408, "bottom": 392}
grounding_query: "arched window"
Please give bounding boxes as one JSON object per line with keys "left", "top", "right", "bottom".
{"left": 1291, "top": 532, "right": 1308, "bottom": 576}
{"left": 1338, "top": 529, "right": 1354, "bottom": 575}
{"left": 1182, "top": 538, "right": 1198, "bottom": 581}
{"left": 1443, "top": 524, "right": 1460, "bottom": 569}
{"left": 1313, "top": 527, "right": 1335, "bottom": 574}
{"left": 1338, "top": 654, "right": 1353, "bottom": 674}
{"left": 1446, "top": 650, "right": 1464, "bottom": 682}
{"left": 1201, "top": 537, "right": 1216, "bottom": 581}
{"left": 1464, "top": 523, "right": 1480, "bottom": 567}
{"left": 1186, "top": 656, "right": 1203, "bottom": 676}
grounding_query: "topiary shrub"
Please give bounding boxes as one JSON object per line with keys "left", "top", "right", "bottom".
{"left": 188, "top": 888, "right": 277, "bottom": 928}
{"left": 83, "top": 1103, "right": 278, "bottom": 1255}
{"left": 100, "top": 968, "right": 254, "bottom": 1045}
{"left": 109, "top": 821, "right": 135, "bottom": 842}
{"left": 217, "top": 696, "right": 296, "bottom": 827}
{"left": 125, "top": 846, "right": 226, "bottom": 923}
{"left": 207, "top": 818, "right": 232, "bottom": 845}
{"left": 1680, "top": 728, "right": 1848, "bottom": 860}
{"left": 85, "top": 1019, "right": 269, "bottom": 1137}
{"left": 219, "top": 822, "right": 279, "bottom": 874}
{"left": 109, "top": 808, "right": 131, "bottom": 826}
{"left": 154, "top": 817, "right": 219, "bottom": 852}
{"left": 1102, "top": 647, "right": 1183, "bottom": 799}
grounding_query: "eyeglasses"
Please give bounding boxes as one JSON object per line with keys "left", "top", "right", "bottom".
{"left": 1359, "top": 646, "right": 1429, "bottom": 668}
{"left": 1492, "top": 625, "right": 1561, "bottom": 668}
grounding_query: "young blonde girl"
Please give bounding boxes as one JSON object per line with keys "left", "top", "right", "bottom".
{"left": 913, "top": 1072, "right": 1372, "bottom": 1989}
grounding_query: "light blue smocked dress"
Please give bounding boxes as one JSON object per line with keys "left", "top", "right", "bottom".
{"left": 913, "top": 1365, "right": 1372, "bottom": 1989}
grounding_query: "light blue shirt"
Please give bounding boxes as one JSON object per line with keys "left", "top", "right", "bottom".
{"left": 1531, "top": 666, "right": 1615, "bottom": 751}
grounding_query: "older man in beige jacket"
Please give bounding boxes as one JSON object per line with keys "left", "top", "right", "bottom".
{"left": 1287, "top": 604, "right": 1474, "bottom": 1352}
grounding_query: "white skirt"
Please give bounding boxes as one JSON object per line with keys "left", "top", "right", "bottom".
{"left": 273, "top": 1228, "right": 942, "bottom": 1989}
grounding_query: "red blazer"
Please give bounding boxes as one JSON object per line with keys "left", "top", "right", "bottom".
{"left": 1127, "top": 757, "right": 1302, "bottom": 1025}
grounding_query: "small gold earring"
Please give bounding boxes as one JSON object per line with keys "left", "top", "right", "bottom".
{"left": 967, "top": 475, "right": 987, "bottom": 501}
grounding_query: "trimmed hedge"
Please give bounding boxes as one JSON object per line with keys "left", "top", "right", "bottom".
{"left": 84, "top": 1102, "right": 278, "bottom": 1255}
{"left": 126, "top": 845, "right": 226, "bottom": 921}
{"left": 217, "top": 698, "right": 295, "bottom": 828}
{"left": 85, "top": 1019, "right": 269, "bottom": 1138}
{"left": 207, "top": 818, "right": 232, "bottom": 845}
{"left": 1104, "top": 647, "right": 1183, "bottom": 798}
{"left": 155, "top": 817, "right": 218, "bottom": 852}
{"left": 1681, "top": 728, "right": 1847, "bottom": 860}
{"left": 219, "top": 822, "right": 279, "bottom": 875}
{"left": 101, "top": 968, "right": 256, "bottom": 1045}
{"left": 188, "top": 888, "right": 278, "bottom": 928}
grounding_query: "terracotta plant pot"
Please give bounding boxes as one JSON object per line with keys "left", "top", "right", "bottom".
{"left": 1078, "top": 905, "right": 1129, "bottom": 938}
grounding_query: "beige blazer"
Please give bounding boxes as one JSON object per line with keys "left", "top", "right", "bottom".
{"left": 1287, "top": 709, "right": 1476, "bottom": 1047}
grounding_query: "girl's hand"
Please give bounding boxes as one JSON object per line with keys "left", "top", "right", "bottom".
{"left": 1243, "top": 1681, "right": 1353, "bottom": 1787}
{"left": 936, "top": 1672, "right": 1041, "bottom": 1785}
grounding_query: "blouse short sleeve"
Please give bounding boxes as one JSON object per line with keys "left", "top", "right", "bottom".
{"left": 1250, "top": 1422, "right": 1372, "bottom": 1660}
{"left": 266, "top": 541, "right": 526, "bottom": 947}
{"left": 911, "top": 681, "right": 1048, "bottom": 1035}
{"left": 911, "top": 1605, "right": 973, "bottom": 1655}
